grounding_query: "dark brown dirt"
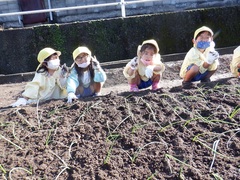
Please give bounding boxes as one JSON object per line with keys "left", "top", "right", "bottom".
{"left": 0, "top": 55, "right": 239, "bottom": 179}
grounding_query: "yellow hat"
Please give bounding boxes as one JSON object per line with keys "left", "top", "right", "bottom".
{"left": 72, "top": 46, "right": 92, "bottom": 60}
{"left": 233, "top": 46, "right": 240, "bottom": 59}
{"left": 36, "top": 47, "right": 61, "bottom": 71}
{"left": 37, "top": 47, "right": 61, "bottom": 63}
{"left": 141, "top": 39, "right": 159, "bottom": 53}
{"left": 194, "top": 26, "right": 214, "bottom": 40}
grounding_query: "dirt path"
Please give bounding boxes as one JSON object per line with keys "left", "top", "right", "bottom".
{"left": 0, "top": 54, "right": 235, "bottom": 108}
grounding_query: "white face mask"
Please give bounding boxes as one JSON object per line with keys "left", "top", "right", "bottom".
{"left": 77, "top": 60, "right": 91, "bottom": 68}
{"left": 47, "top": 59, "right": 60, "bottom": 70}
{"left": 140, "top": 57, "right": 155, "bottom": 66}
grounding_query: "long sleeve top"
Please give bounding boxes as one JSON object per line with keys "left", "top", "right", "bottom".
{"left": 180, "top": 47, "right": 218, "bottom": 78}
{"left": 22, "top": 68, "right": 67, "bottom": 102}
{"left": 67, "top": 67, "right": 107, "bottom": 94}
{"left": 123, "top": 54, "right": 165, "bottom": 82}
{"left": 230, "top": 49, "right": 240, "bottom": 77}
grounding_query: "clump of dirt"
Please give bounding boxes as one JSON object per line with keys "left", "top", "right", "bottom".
{"left": 0, "top": 55, "right": 239, "bottom": 179}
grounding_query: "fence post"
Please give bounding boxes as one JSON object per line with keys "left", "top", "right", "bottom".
{"left": 121, "top": 0, "right": 126, "bottom": 17}
{"left": 47, "top": 0, "right": 53, "bottom": 21}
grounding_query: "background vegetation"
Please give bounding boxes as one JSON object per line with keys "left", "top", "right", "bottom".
{"left": 0, "top": 6, "right": 240, "bottom": 74}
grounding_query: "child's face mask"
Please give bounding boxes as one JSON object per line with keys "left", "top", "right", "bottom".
{"left": 195, "top": 31, "right": 212, "bottom": 49}
{"left": 196, "top": 41, "right": 210, "bottom": 49}
{"left": 140, "top": 49, "right": 155, "bottom": 66}
{"left": 47, "top": 59, "right": 60, "bottom": 70}
{"left": 75, "top": 54, "right": 91, "bottom": 68}
{"left": 77, "top": 61, "right": 90, "bottom": 68}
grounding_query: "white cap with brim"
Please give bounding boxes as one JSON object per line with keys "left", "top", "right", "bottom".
{"left": 137, "top": 39, "right": 160, "bottom": 56}
{"left": 72, "top": 46, "right": 92, "bottom": 61}
{"left": 194, "top": 26, "right": 214, "bottom": 40}
{"left": 233, "top": 46, "right": 240, "bottom": 59}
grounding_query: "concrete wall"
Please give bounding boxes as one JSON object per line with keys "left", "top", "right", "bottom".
{"left": 1, "top": 6, "right": 240, "bottom": 75}
{"left": 0, "top": 0, "right": 239, "bottom": 28}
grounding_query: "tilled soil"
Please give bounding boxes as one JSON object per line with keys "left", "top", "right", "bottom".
{"left": 0, "top": 55, "right": 239, "bottom": 179}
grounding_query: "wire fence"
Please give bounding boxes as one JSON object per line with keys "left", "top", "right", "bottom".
{"left": 0, "top": 0, "right": 162, "bottom": 23}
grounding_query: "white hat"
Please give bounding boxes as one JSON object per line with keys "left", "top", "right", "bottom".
{"left": 36, "top": 47, "right": 61, "bottom": 70}
{"left": 72, "top": 46, "right": 92, "bottom": 60}
{"left": 233, "top": 46, "right": 240, "bottom": 59}
{"left": 194, "top": 26, "right": 213, "bottom": 40}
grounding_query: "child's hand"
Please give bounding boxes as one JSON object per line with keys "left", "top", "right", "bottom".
{"left": 67, "top": 92, "right": 78, "bottom": 103}
{"left": 145, "top": 66, "right": 154, "bottom": 78}
{"left": 61, "top": 63, "right": 70, "bottom": 78}
{"left": 11, "top": 98, "right": 28, "bottom": 107}
{"left": 92, "top": 56, "right": 101, "bottom": 70}
{"left": 206, "top": 51, "right": 219, "bottom": 64}
{"left": 130, "top": 57, "right": 138, "bottom": 70}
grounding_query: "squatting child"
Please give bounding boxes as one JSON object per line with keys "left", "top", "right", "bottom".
{"left": 123, "top": 39, "right": 165, "bottom": 92}
{"left": 179, "top": 26, "right": 219, "bottom": 89}
{"left": 67, "top": 46, "right": 107, "bottom": 103}
{"left": 230, "top": 46, "right": 240, "bottom": 78}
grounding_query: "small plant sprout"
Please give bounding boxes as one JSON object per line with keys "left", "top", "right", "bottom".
{"left": 68, "top": 141, "right": 77, "bottom": 159}
{"left": 124, "top": 98, "right": 134, "bottom": 119}
{"left": 0, "top": 134, "right": 22, "bottom": 150}
{"left": 209, "top": 139, "right": 220, "bottom": 172}
{"left": 0, "top": 164, "right": 6, "bottom": 174}
{"left": 226, "top": 128, "right": 240, "bottom": 148}
{"left": 36, "top": 99, "right": 43, "bottom": 129}
{"left": 139, "top": 98, "right": 161, "bottom": 128}
{"left": 49, "top": 150, "right": 69, "bottom": 179}
{"left": 160, "top": 120, "right": 184, "bottom": 132}
{"left": 131, "top": 141, "right": 163, "bottom": 162}
{"left": 104, "top": 142, "right": 115, "bottom": 164}
{"left": 211, "top": 173, "right": 223, "bottom": 180}
{"left": 9, "top": 167, "right": 32, "bottom": 180}
{"left": 192, "top": 134, "right": 228, "bottom": 159}
{"left": 15, "top": 109, "right": 33, "bottom": 127}
{"left": 104, "top": 133, "right": 120, "bottom": 164}
{"left": 228, "top": 105, "right": 239, "bottom": 119}
{"left": 45, "top": 128, "right": 53, "bottom": 146}
{"left": 147, "top": 171, "right": 157, "bottom": 180}
{"left": 11, "top": 122, "right": 24, "bottom": 143}
{"left": 106, "top": 115, "right": 130, "bottom": 140}
{"left": 179, "top": 160, "right": 187, "bottom": 180}
{"left": 131, "top": 123, "right": 146, "bottom": 133}
{"left": 165, "top": 154, "right": 197, "bottom": 171}
{"left": 75, "top": 101, "right": 102, "bottom": 125}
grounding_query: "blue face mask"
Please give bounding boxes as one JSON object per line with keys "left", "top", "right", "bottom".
{"left": 196, "top": 41, "right": 210, "bottom": 49}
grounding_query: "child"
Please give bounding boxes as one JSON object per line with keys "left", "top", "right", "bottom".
{"left": 180, "top": 26, "right": 220, "bottom": 89}
{"left": 230, "top": 46, "right": 240, "bottom": 78}
{"left": 11, "top": 47, "right": 69, "bottom": 107}
{"left": 123, "top": 39, "right": 165, "bottom": 92}
{"left": 67, "top": 46, "right": 107, "bottom": 103}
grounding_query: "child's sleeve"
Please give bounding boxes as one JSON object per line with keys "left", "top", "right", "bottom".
{"left": 22, "top": 73, "right": 43, "bottom": 99}
{"left": 230, "top": 56, "right": 240, "bottom": 77}
{"left": 153, "top": 54, "right": 165, "bottom": 74}
{"left": 67, "top": 69, "right": 79, "bottom": 94}
{"left": 94, "top": 68, "right": 107, "bottom": 82}
{"left": 123, "top": 61, "right": 136, "bottom": 79}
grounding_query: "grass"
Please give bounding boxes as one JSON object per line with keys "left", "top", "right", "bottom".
{"left": 0, "top": 164, "right": 6, "bottom": 174}
{"left": 229, "top": 105, "right": 239, "bottom": 119}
